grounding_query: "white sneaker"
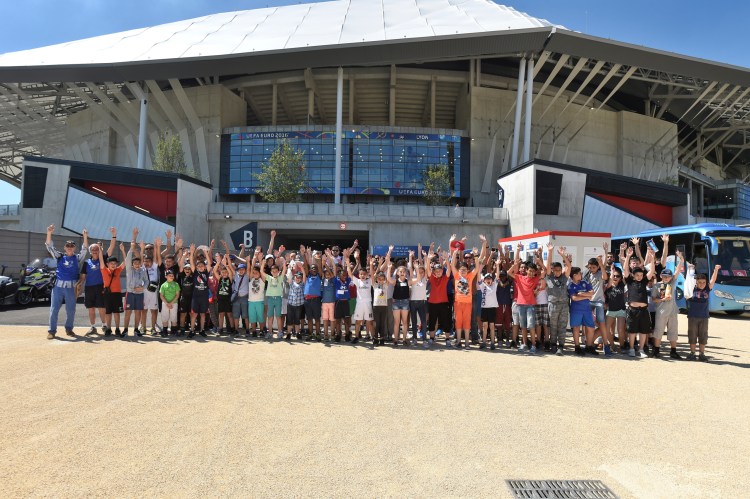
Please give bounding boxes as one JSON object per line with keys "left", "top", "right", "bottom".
{"left": 628, "top": 348, "right": 636, "bottom": 357}
{"left": 639, "top": 350, "right": 648, "bottom": 359}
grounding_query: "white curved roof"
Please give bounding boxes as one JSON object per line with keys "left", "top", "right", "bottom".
{"left": 0, "top": 0, "right": 560, "bottom": 67}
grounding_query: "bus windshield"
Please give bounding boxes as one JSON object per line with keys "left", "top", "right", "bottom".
{"left": 713, "top": 235, "right": 750, "bottom": 284}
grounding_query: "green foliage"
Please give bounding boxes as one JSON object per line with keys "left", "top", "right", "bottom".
{"left": 254, "top": 139, "right": 309, "bottom": 202}
{"left": 152, "top": 132, "right": 193, "bottom": 176}
{"left": 422, "top": 164, "right": 452, "bottom": 206}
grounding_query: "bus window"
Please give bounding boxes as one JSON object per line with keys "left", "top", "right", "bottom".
{"left": 693, "top": 243, "right": 709, "bottom": 275}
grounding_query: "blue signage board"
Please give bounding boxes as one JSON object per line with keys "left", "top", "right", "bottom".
{"left": 372, "top": 245, "right": 419, "bottom": 258}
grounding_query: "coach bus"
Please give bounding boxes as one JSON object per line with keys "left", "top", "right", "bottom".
{"left": 612, "top": 224, "right": 750, "bottom": 314}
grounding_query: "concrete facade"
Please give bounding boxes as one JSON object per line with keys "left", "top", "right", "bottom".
{"left": 18, "top": 160, "right": 75, "bottom": 236}
{"left": 176, "top": 178, "right": 213, "bottom": 247}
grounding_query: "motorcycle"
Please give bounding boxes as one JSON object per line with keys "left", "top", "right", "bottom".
{"left": 16, "top": 259, "right": 56, "bottom": 306}
{"left": 0, "top": 265, "right": 20, "bottom": 306}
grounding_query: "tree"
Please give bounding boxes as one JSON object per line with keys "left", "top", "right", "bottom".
{"left": 254, "top": 139, "right": 309, "bottom": 202}
{"left": 152, "top": 132, "right": 193, "bottom": 176}
{"left": 422, "top": 164, "right": 452, "bottom": 206}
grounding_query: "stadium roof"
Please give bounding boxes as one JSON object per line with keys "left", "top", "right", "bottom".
{"left": 1, "top": 0, "right": 750, "bottom": 187}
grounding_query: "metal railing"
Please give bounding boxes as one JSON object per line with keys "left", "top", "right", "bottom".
{"left": 210, "top": 202, "right": 508, "bottom": 220}
{"left": 0, "top": 204, "right": 19, "bottom": 216}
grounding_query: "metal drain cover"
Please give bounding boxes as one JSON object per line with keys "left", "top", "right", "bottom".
{"left": 506, "top": 480, "right": 619, "bottom": 499}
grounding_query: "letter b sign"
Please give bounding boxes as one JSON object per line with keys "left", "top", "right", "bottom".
{"left": 229, "top": 222, "right": 258, "bottom": 250}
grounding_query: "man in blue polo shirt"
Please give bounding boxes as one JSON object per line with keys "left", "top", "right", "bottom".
{"left": 304, "top": 262, "right": 323, "bottom": 340}
{"left": 46, "top": 224, "right": 89, "bottom": 339}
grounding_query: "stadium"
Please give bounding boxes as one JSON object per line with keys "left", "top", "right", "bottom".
{"left": 1, "top": 0, "right": 750, "bottom": 252}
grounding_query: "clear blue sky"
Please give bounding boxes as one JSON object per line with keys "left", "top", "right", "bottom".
{"left": 1, "top": 0, "right": 748, "bottom": 205}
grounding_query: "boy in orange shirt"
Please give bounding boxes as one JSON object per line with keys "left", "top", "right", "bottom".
{"left": 97, "top": 243, "right": 126, "bottom": 337}
{"left": 450, "top": 234, "right": 487, "bottom": 348}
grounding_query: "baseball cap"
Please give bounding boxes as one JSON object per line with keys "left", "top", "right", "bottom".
{"left": 165, "top": 270, "right": 174, "bottom": 275}
{"left": 237, "top": 263, "right": 247, "bottom": 269}
{"left": 483, "top": 273, "right": 494, "bottom": 280}
{"left": 498, "top": 270, "right": 508, "bottom": 276}
{"left": 660, "top": 269, "right": 673, "bottom": 276}
{"left": 265, "top": 254, "right": 274, "bottom": 260}
{"left": 294, "top": 271, "right": 303, "bottom": 277}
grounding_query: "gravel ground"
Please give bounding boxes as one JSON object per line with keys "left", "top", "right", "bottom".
{"left": 1, "top": 315, "right": 748, "bottom": 498}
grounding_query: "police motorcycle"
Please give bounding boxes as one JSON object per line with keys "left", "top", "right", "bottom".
{"left": 0, "top": 264, "right": 20, "bottom": 306}
{"left": 16, "top": 259, "right": 56, "bottom": 306}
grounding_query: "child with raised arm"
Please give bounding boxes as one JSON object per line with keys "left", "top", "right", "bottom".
{"left": 348, "top": 255, "right": 374, "bottom": 344}
{"left": 189, "top": 243, "right": 212, "bottom": 338}
{"left": 450, "top": 234, "right": 487, "bottom": 349}
{"left": 507, "top": 242, "right": 541, "bottom": 353}
{"left": 213, "top": 253, "right": 234, "bottom": 335}
{"left": 97, "top": 243, "right": 126, "bottom": 337}
{"left": 543, "top": 245, "right": 571, "bottom": 355}
{"left": 684, "top": 263, "right": 721, "bottom": 361}
{"left": 260, "top": 253, "right": 286, "bottom": 339}
{"left": 122, "top": 240, "right": 147, "bottom": 338}
{"left": 386, "top": 245, "right": 412, "bottom": 346}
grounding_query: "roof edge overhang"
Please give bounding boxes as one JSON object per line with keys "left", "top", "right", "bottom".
{"left": 0, "top": 27, "right": 553, "bottom": 83}
{"left": 546, "top": 30, "right": 750, "bottom": 87}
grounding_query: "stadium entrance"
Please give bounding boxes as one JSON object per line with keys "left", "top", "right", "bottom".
{"left": 271, "top": 229, "right": 370, "bottom": 257}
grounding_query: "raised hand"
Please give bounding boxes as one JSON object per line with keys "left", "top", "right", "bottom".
{"left": 132, "top": 227, "right": 139, "bottom": 240}
{"left": 110, "top": 226, "right": 117, "bottom": 238}
{"left": 82, "top": 228, "right": 88, "bottom": 238}
{"left": 270, "top": 230, "right": 276, "bottom": 238}
{"left": 661, "top": 234, "right": 669, "bottom": 242}
{"left": 165, "top": 229, "right": 172, "bottom": 241}
{"left": 714, "top": 264, "right": 722, "bottom": 271}
{"left": 278, "top": 244, "right": 286, "bottom": 253}
{"left": 547, "top": 243, "right": 554, "bottom": 252}
{"left": 626, "top": 247, "right": 634, "bottom": 257}
{"left": 478, "top": 234, "right": 486, "bottom": 242}
{"left": 47, "top": 224, "right": 55, "bottom": 233}
{"left": 388, "top": 245, "right": 394, "bottom": 252}
{"left": 450, "top": 234, "right": 457, "bottom": 242}
{"left": 602, "top": 241, "right": 608, "bottom": 252}
{"left": 620, "top": 241, "right": 627, "bottom": 252}
{"left": 119, "top": 242, "right": 126, "bottom": 254}
{"left": 239, "top": 243, "right": 245, "bottom": 250}
{"left": 516, "top": 242, "right": 523, "bottom": 251}
{"left": 221, "top": 240, "right": 229, "bottom": 251}
{"left": 631, "top": 237, "right": 640, "bottom": 245}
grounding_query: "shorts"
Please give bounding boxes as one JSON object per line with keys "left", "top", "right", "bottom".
{"left": 334, "top": 299, "right": 350, "bottom": 319}
{"left": 266, "top": 296, "right": 282, "bottom": 318}
{"left": 392, "top": 298, "right": 409, "bottom": 311}
{"left": 569, "top": 307, "right": 595, "bottom": 328}
{"left": 590, "top": 301, "right": 606, "bottom": 323}
{"left": 248, "top": 301, "right": 265, "bottom": 323}
{"left": 481, "top": 307, "right": 497, "bottom": 323}
{"left": 321, "top": 302, "right": 335, "bottom": 321}
{"left": 105, "top": 292, "right": 123, "bottom": 314}
{"left": 511, "top": 302, "right": 521, "bottom": 325}
{"left": 84, "top": 284, "right": 105, "bottom": 308}
{"left": 495, "top": 304, "right": 512, "bottom": 330}
{"left": 517, "top": 304, "right": 536, "bottom": 329}
{"left": 428, "top": 302, "right": 451, "bottom": 332}
{"left": 232, "top": 297, "right": 249, "bottom": 318}
{"left": 352, "top": 300, "right": 373, "bottom": 321}
{"left": 626, "top": 307, "right": 651, "bottom": 333}
{"left": 606, "top": 309, "right": 626, "bottom": 318}
{"left": 454, "top": 301, "right": 472, "bottom": 330}
{"left": 125, "top": 292, "right": 144, "bottom": 311}
{"left": 160, "top": 302, "right": 178, "bottom": 324}
{"left": 287, "top": 304, "right": 304, "bottom": 326}
{"left": 179, "top": 294, "right": 193, "bottom": 314}
{"left": 653, "top": 311, "right": 679, "bottom": 342}
{"left": 535, "top": 303, "right": 550, "bottom": 327}
{"left": 191, "top": 290, "right": 209, "bottom": 314}
{"left": 687, "top": 317, "right": 709, "bottom": 345}
{"left": 304, "top": 297, "right": 322, "bottom": 320}
{"left": 143, "top": 290, "right": 159, "bottom": 311}
{"left": 217, "top": 297, "right": 232, "bottom": 314}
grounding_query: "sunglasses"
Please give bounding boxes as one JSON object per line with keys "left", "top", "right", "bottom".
{"left": 612, "top": 275, "right": 622, "bottom": 279}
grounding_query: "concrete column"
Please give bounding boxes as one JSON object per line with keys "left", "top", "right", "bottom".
{"left": 522, "top": 58, "right": 534, "bottom": 163}
{"left": 272, "top": 83, "right": 278, "bottom": 126}
{"left": 335, "top": 67, "right": 343, "bottom": 205}
{"left": 510, "top": 58, "right": 526, "bottom": 169}
{"left": 699, "top": 183, "right": 705, "bottom": 217}
{"left": 136, "top": 85, "right": 149, "bottom": 169}
{"left": 687, "top": 178, "right": 693, "bottom": 215}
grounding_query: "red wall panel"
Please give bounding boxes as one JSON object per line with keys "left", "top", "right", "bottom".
{"left": 592, "top": 192, "right": 672, "bottom": 226}
{"left": 83, "top": 181, "right": 176, "bottom": 220}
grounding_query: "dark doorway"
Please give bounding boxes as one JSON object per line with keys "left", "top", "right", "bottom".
{"left": 266, "top": 229, "right": 370, "bottom": 257}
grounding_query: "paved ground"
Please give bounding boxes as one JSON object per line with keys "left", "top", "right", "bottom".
{"left": 1, "top": 310, "right": 748, "bottom": 498}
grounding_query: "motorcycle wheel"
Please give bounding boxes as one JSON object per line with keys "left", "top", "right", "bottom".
{"left": 16, "top": 289, "right": 33, "bottom": 306}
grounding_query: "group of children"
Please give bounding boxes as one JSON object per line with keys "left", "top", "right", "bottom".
{"left": 45, "top": 226, "right": 720, "bottom": 361}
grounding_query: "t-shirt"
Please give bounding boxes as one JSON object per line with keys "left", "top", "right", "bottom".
{"left": 159, "top": 280, "right": 180, "bottom": 303}
{"left": 352, "top": 276, "right": 373, "bottom": 304}
{"left": 428, "top": 273, "right": 450, "bottom": 304}
{"left": 653, "top": 279, "right": 679, "bottom": 317}
{"left": 321, "top": 278, "right": 336, "bottom": 303}
{"left": 100, "top": 266, "right": 124, "bottom": 293}
{"left": 545, "top": 274, "right": 569, "bottom": 304}
{"left": 687, "top": 286, "right": 711, "bottom": 318}
{"left": 567, "top": 279, "right": 593, "bottom": 312}
{"left": 605, "top": 283, "right": 626, "bottom": 312}
{"left": 452, "top": 269, "right": 477, "bottom": 304}
{"left": 373, "top": 282, "right": 388, "bottom": 307}
{"left": 193, "top": 270, "right": 209, "bottom": 292}
{"left": 82, "top": 254, "right": 108, "bottom": 286}
{"left": 495, "top": 278, "right": 514, "bottom": 305}
{"left": 248, "top": 277, "right": 265, "bottom": 302}
{"left": 233, "top": 271, "right": 249, "bottom": 298}
{"left": 625, "top": 275, "right": 649, "bottom": 304}
{"left": 409, "top": 277, "right": 428, "bottom": 301}
{"left": 265, "top": 274, "right": 283, "bottom": 297}
{"left": 144, "top": 263, "right": 159, "bottom": 291}
{"left": 584, "top": 269, "right": 605, "bottom": 302}
{"left": 304, "top": 275, "right": 322, "bottom": 297}
{"left": 514, "top": 274, "right": 541, "bottom": 305}
{"left": 218, "top": 277, "right": 232, "bottom": 298}
{"left": 333, "top": 276, "right": 351, "bottom": 300}
{"left": 179, "top": 273, "right": 194, "bottom": 295}
{"left": 480, "top": 281, "right": 499, "bottom": 308}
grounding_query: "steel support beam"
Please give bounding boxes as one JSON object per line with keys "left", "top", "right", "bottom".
{"left": 510, "top": 58, "right": 526, "bottom": 169}
{"left": 335, "top": 67, "right": 343, "bottom": 205}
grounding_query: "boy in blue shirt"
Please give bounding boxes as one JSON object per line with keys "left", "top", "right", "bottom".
{"left": 567, "top": 267, "right": 595, "bottom": 356}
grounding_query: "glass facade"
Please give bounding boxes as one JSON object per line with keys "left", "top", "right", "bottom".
{"left": 703, "top": 183, "right": 750, "bottom": 220}
{"left": 220, "top": 128, "right": 469, "bottom": 198}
